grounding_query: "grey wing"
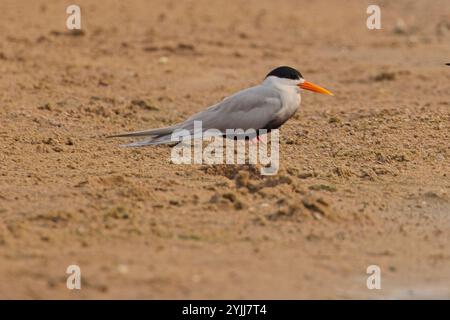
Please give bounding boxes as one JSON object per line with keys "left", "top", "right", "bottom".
{"left": 180, "top": 85, "right": 282, "bottom": 133}
{"left": 112, "top": 85, "right": 281, "bottom": 146}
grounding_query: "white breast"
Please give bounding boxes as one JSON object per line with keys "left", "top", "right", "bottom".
{"left": 276, "top": 86, "right": 301, "bottom": 122}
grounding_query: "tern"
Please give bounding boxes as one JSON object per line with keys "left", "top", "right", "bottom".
{"left": 110, "top": 66, "right": 333, "bottom": 146}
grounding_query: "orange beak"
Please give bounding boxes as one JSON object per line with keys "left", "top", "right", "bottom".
{"left": 299, "top": 80, "right": 334, "bottom": 96}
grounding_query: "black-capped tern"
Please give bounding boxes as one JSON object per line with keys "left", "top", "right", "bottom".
{"left": 110, "top": 66, "right": 333, "bottom": 146}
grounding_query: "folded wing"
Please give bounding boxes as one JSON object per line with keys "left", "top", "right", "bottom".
{"left": 111, "top": 85, "right": 282, "bottom": 146}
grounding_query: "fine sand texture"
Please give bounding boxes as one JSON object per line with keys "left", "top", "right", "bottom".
{"left": 0, "top": 0, "right": 449, "bottom": 298}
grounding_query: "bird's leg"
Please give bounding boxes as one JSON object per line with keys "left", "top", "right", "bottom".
{"left": 257, "top": 134, "right": 267, "bottom": 145}
{"left": 248, "top": 135, "right": 267, "bottom": 146}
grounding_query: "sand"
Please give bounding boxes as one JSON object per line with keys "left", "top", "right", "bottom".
{"left": 0, "top": 0, "right": 449, "bottom": 299}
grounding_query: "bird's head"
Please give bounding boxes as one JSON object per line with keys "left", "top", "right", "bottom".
{"left": 265, "top": 66, "right": 333, "bottom": 96}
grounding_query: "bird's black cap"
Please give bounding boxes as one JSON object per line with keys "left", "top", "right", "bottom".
{"left": 265, "top": 66, "right": 303, "bottom": 80}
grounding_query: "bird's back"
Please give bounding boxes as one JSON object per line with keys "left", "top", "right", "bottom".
{"left": 181, "top": 84, "right": 283, "bottom": 132}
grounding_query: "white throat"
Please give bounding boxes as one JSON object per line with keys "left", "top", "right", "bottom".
{"left": 262, "top": 76, "right": 302, "bottom": 119}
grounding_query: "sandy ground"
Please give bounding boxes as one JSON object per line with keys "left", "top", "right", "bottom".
{"left": 0, "top": 0, "right": 449, "bottom": 299}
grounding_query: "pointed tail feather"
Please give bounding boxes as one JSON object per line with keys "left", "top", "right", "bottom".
{"left": 120, "top": 134, "right": 179, "bottom": 147}
{"left": 107, "top": 125, "right": 177, "bottom": 138}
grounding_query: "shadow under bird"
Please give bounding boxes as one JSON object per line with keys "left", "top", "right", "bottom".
{"left": 109, "top": 66, "right": 333, "bottom": 147}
